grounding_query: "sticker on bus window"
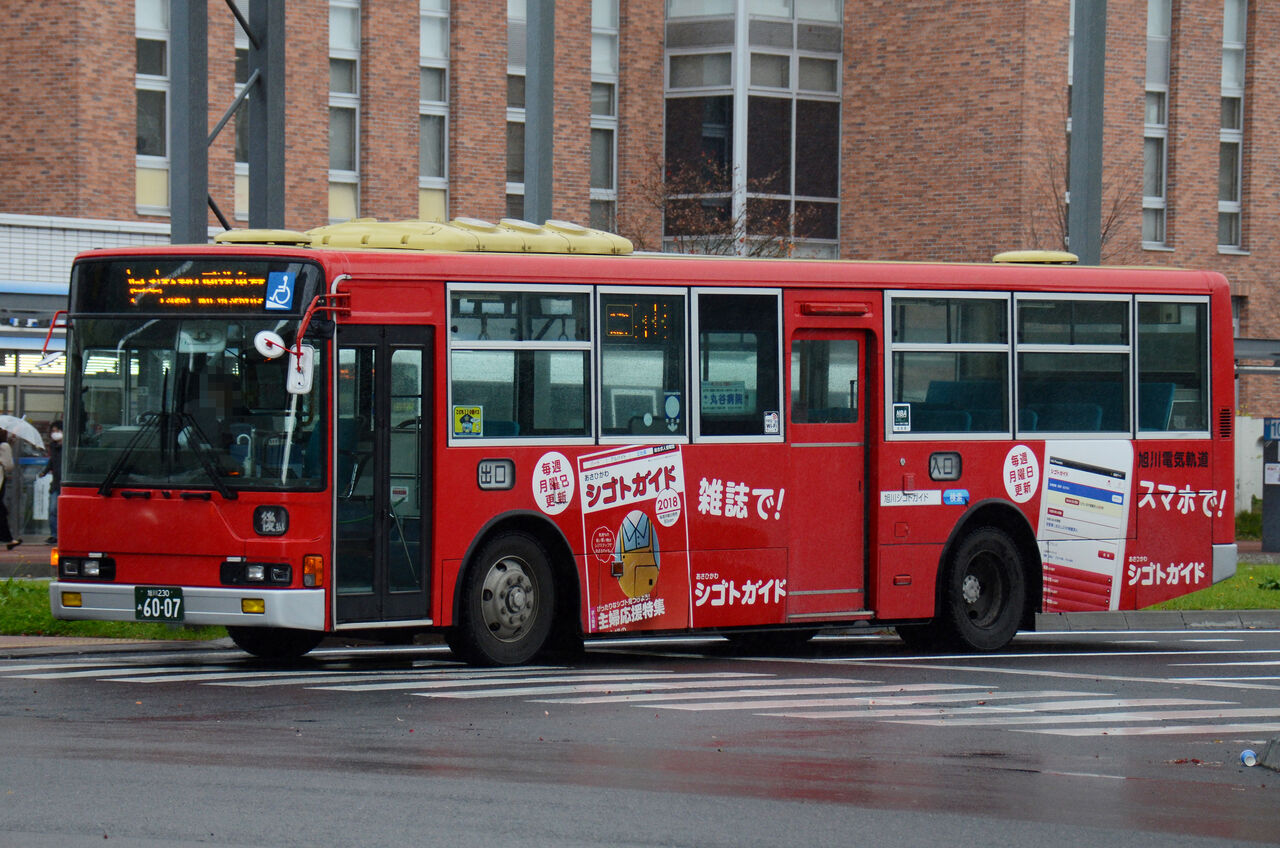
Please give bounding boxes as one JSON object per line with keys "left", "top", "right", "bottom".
{"left": 892, "top": 403, "right": 911, "bottom": 432}
{"left": 264, "top": 271, "right": 295, "bottom": 311}
{"left": 453, "top": 406, "right": 483, "bottom": 437}
{"left": 701, "top": 381, "right": 747, "bottom": 415}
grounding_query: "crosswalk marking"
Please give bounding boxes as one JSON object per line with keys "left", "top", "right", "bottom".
{"left": 767, "top": 697, "right": 1227, "bottom": 720}
{"left": 3, "top": 652, "right": 1276, "bottom": 738}
{"left": 316, "top": 670, "right": 763, "bottom": 694}
{"left": 535, "top": 682, "right": 973, "bottom": 705}
{"left": 650, "top": 688, "right": 1080, "bottom": 713}
{"left": 1024, "top": 722, "right": 1280, "bottom": 737}
{"left": 889, "top": 706, "right": 1280, "bottom": 728}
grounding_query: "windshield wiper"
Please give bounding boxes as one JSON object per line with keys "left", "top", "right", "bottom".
{"left": 175, "top": 412, "right": 238, "bottom": 500}
{"left": 98, "top": 413, "right": 161, "bottom": 497}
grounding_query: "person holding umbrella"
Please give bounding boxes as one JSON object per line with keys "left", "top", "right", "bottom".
{"left": 0, "top": 426, "right": 17, "bottom": 550}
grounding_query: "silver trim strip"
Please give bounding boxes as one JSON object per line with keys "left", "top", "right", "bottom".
{"left": 49, "top": 582, "right": 326, "bottom": 630}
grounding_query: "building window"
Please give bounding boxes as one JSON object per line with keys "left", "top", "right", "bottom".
{"left": 1143, "top": 0, "right": 1171, "bottom": 248}
{"left": 1219, "top": 0, "right": 1246, "bottom": 251}
{"left": 420, "top": 0, "right": 449, "bottom": 222}
{"left": 663, "top": 1, "right": 842, "bottom": 257}
{"left": 329, "top": 0, "right": 361, "bottom": 222}
{"left": 136, "top": 0, "right": 170, "bottom": 214}
{"left": 591, "top": 0, "right": 619, "bottom": 231}
{"left": 506, "top": 2, "right": 527, "bottom": 220}
{"left": 233, "top": 1, "right": 250, "bottom": 220}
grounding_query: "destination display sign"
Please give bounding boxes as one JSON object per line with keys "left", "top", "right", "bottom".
{"left": 72, "top": 259, "right": 321, "bottom": 315}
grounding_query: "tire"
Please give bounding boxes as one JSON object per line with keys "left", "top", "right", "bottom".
{"left": 227, "top": 626, "right": 324, "bottom": 660}
{"left": 934, "top": 526, "right": 1026, "bottom": 652}
{"left": 451, "top": 532, "right": 556, "bottom": 666}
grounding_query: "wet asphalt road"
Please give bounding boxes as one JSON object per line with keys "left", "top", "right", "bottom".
{"left": 1, "top": 628, "right": 1278, "bottom": 847}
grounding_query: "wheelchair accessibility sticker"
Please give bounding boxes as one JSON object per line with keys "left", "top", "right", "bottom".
{"left": 265, "top": 271, "right": 295, "bottom": 311}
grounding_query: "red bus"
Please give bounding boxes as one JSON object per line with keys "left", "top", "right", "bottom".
{"left": 49, "top": 219, "right": 1236, "bottom": 664}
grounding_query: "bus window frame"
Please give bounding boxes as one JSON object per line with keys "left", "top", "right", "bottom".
{"left": 596, "top": 285, "right": 690, "bottom": 446}
{"left": 883, "top": 290, "right": 1013, "bottom": 442}
{"left": 446, "top": 281, "right": 595, "bottom": 447}
{"left": 1014, "top": 291, "right": 1132, "bottom": 439}
{"left": 691, "top": 287, "right": 785, "bottom": 445}
{"left": 1134, "top": 293, "right": 1211, "bottom": 440}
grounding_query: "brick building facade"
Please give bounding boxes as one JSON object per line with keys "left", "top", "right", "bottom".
{"left": 1, "top": 0, "right": 1278, "bottom": 422}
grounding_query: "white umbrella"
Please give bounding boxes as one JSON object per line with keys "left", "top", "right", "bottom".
{"left": 0, "top": 415, "right": 44, "bottom": 450}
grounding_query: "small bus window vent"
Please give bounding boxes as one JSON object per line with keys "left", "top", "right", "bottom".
{"left": 1218, "top": 407, "right": 1233, "bottom": 440}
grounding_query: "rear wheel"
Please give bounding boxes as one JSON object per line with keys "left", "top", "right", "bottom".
{"left": 227, "top": 626, "right": 324, "bottom": 660}
{"left": 450, "top": 532, "right": 556, "bottom": 666}
{"left": 935, "top": 526, "right": 1026, "bottom": 651}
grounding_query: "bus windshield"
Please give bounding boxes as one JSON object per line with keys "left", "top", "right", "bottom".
{"left": 64, "top": 317, "right": 325, "bottom": 492}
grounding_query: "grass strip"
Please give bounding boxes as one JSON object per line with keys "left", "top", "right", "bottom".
{"left": 0, "top": 578, "right": 225, "bottom": 641}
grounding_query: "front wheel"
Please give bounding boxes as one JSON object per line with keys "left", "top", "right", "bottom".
{"left": 935, "top": 526, "right": 1026, "bottom": 652}
{"left": 227, "top": 626, "right": 324, "bottom": 660}
{"left": 450, "top": 532, "right": 556, "bottom": 666}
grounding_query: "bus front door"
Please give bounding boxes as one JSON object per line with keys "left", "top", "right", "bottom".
{"left": 335, "top": 325, "right": 433, "bottom": 624}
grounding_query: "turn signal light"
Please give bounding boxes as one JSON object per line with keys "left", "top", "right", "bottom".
{"left": 241, "top": 598, "right": 266, "bottom": 614}
{"left": 303, "top": 554, "right": 324, "bottom": 588}
{"left": 61, "top": 592, "right": 83, "bottom": 608}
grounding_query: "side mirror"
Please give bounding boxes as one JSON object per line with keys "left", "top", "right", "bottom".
{"left": 287, "top": 344, "right": 315, "bottom": 395}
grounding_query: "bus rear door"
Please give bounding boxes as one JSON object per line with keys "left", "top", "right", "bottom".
{"left": 785, "top": 322, "right": 870, "bottom": 621}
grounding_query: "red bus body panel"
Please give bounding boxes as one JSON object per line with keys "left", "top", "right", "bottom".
{"left": 54, "top": 243, "right": 1236, "bottom": 639}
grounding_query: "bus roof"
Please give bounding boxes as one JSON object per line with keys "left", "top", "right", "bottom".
{"left": 75, "top": 218, "right": 1226, "bottom": 298}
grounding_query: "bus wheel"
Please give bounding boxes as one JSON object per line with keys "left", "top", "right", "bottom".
{"left": 938, "top": 526, "right": 1026, "bottom": 652}
{"left": 227, "top": 626, "right": 324, "bottom": 660}
{"left": 452, "top": 532, "right": 555, "bottom": 666}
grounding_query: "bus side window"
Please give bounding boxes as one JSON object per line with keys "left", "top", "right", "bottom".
{"left": 696, "top": 292, "right": 781, "bottom": 437}
{"left": 791, "top": 339, "right": 858, "bottom": 424}
{"left": 1137, "top": 301, "right": 1208, "bottom": 432}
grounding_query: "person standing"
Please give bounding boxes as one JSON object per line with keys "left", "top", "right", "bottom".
{"left": 0, "top": 428, "right": 18, "bottom": 550}
{"left": 42, "top": 420, "right": 62, "bottom": 545}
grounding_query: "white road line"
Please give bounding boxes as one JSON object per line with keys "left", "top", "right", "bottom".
{"left": 413, "top": 676, "right": 833, "bottom": 700}
{"left": 318, "top": 671, "right": 762, "bottom": 693}
{"left": 983, "top": 697, "right": 1228, "bottom": 712}
{"left": 533, "top": 682, "right": 974, "bottom": 705}
{"left": 1021, "top": 722, "right": 1280, "bottom": 737}
{"left": 763, "top": 699, "right": 1221, "bottom": 720}
{"left": 829, "top": 660, "right": 1280, "bottom": 692}
{"left": 1172, "top": 660, "right": 1280, "bottom": 667}
{"left": 891, "top": 707, "right": 1280, "bottom": 727}
{"left": 15, "top": 665, "right": 238, "bottom": 680}
{"left": 648, "top": 688, "right": 1077, "bottom": 712}
{"left": 841, "top": 648, "right": 1280, "bottom": 662}
{"left": 0, "top": 661, "right": 149, "bottom": 674}
{"left": 116, "top": 665, "right": 582, "bottom": 686}
{"left": 1174, "top": 676, "right": 1280, "bottom": 682}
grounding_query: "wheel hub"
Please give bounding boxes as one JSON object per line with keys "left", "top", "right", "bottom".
{"left": 481, "top": 558, "right": 537, "bottom": 642}
{"left": 961, "top": 574, "right": 982, "bottom": 605}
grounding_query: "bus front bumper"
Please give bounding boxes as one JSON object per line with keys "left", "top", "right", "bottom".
{"left": 49, "top": 582, "right": 326, "bottom": 631}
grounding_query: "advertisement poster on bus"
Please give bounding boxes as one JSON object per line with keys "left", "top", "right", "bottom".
{"left": 1035, "top": 440, "right": 1134, "bottom": 613}
{"left": 577, "top": 445, "right": 691, "bottom": 633}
